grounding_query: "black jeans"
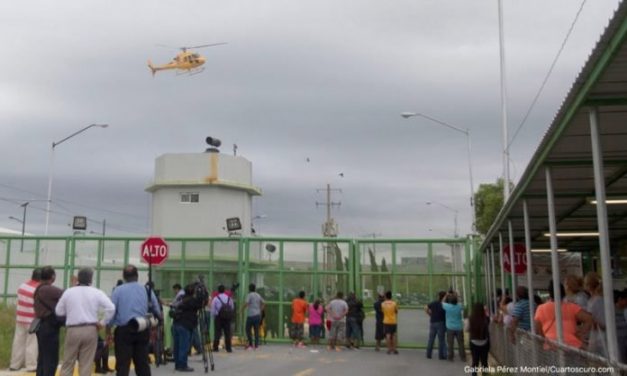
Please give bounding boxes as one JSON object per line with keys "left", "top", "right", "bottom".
{"left": 36, "top": 318, "right": 60, "bottom": 376}
{"left": 213, "top": 317, "right": 232, "bottom": 352}
{"left": 114, "top": 325, "right": 151, "bottom": 376}
{"left": 470, "top": 342, "right": 489, "bottom": 376}
{"left": 446, "top": 329, "right": 466, "bottom": 361}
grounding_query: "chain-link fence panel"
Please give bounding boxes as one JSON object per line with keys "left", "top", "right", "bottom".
{"left": 490, "top": 322, "right": 627, "bottom": 376}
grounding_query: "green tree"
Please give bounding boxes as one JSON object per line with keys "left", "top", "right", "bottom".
{"left": 474, "top": 178, "right": 507, "bottom": 235}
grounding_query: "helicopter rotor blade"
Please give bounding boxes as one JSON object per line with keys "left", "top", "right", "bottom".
{"left": 155, "top": 44, "right": 180, "bottom": 50}
{"left": 184, "top": 42, "right": 228, "bottom": 49}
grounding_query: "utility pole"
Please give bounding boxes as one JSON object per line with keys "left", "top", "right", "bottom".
{"left": 316, "top": 183, "right": 341, "bottom": 298}
{"left": 316, "top": 184, "right": 341, "bottom": 237}
{"left": 361, "top": 233, "right": 381, "bottom": 296}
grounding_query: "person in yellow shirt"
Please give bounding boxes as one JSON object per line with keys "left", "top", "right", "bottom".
{"left": 381, "top": 291, "right": 399, "bottom": 355}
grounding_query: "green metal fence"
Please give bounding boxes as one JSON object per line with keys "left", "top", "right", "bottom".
{"left": 0, "top": 235, "right": 480, "bottom": 348}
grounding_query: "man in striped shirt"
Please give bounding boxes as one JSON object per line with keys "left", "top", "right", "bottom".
{"left": 10, "top": 268, "right": 41, "bottom": 371}
{"left": 510, "top": 286, "right": 535, "bottom": 345}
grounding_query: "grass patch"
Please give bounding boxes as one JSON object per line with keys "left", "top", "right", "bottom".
{"left": 0, "top": 304, "right": 16, "bottom": 369}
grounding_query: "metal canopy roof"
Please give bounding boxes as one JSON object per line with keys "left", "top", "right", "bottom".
{"left": 480, "top": 2, "right": 627, "bottom": 253}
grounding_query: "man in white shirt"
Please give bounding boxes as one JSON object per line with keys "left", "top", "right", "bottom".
{"left": 55, "top": 267, "right": 115, "bottom": 376}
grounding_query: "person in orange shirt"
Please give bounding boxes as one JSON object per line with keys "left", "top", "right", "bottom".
{"left": 534, "top": 281, "right": 593, "bottom": 349}
{"left": 291, "top": 291, "right": 308, "bottom": 348}
{"left": 381, "top": 291, "right": 399, "bottom": 355}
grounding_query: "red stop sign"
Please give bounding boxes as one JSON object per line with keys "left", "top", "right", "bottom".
{"left": 503, "top": 243, "right": 527, "bottom": 274}
{"left": 141, "top": 237, "right": 169, "bottom": 266}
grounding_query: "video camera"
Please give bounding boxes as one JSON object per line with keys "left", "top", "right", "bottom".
{"left": 194, "top": 275, "right": 210, "bottom": 304}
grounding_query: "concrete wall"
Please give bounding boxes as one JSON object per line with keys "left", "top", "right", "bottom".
{"left": 148, "top": 152, "right": 259, "bottom": 237}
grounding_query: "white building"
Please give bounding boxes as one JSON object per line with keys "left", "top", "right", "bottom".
{"left": 146, "top": 150, "right": 262, "bottom": 237}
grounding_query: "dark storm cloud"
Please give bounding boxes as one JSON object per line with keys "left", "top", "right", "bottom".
{"left": 0, "top": 0, "right": 621, "bottom": 236}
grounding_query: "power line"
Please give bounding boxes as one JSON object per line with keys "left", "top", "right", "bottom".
{"left": 0, "top": 182, "right": 147, "bottom": 220}
{"left": 508, "top": 0, "right": 587, "bottom": 149}
{"left": 1, "top": 196, "right": 148, "bottom": 234}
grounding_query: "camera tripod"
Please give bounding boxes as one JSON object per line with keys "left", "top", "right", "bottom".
{"left": 197, "top": 302, "right": 214, "bottom": 371}
{"left": 195, "top": 275, "right": 214, "bottom": 372}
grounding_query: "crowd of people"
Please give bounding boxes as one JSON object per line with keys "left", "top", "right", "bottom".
{"left": 10, "top": 265, "right": 626, "bottom": 376}
{"left": 7, "top": 265, "right": 163, "bottom": 376}
{"left": 277, "top": 290, "right": 401, "bottom": 355}
{"left": 423, "top": 274, "right": 627, "bottom": 373}
{"left": 492, "top": 272, "right": 627, "bottom": 364}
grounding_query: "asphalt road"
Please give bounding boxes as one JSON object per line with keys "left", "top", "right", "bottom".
{"left": 161, "top": 344, "right": 467, "bottom": 376}
{"left": 2, "top": 344, "right": 467, "bottom": 376}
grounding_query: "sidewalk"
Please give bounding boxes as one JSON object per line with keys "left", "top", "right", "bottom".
{"left": 2, "top": 345, "right": 467, "bottom": 376}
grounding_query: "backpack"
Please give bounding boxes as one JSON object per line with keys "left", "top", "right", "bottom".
{"left": 217, "top": 296, "right": 235, "bottom": 320}
{"left": 168, "top": 305, "right": 181, "bottom": 320}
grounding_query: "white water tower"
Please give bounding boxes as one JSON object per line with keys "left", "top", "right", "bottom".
{"left": 146, "top": 138, "right": 262, "bottom": 237}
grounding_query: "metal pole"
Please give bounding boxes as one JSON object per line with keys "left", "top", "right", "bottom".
{"left": 20, "top": 202, "right": 28, "bottom": 252}
{"left": 508, "top": 220, "right": 516, "bottom": 303}
{"left": 498, "top": 0, "right": 511, "bottom": 201}
{"left": 490, "top": 244, "right": 497, "bottom": 316}
{"left": 44, "top": 144, "right": 55, "bottom": 237}
{"left": 485, "top": 248, "right": 491, "bottom": 312}
{"left": 465, "top": 131, "right": 476, "bottom": 231}
{"left": 499, "top": 232, "right": 505, "bottom": 294}
{"left": 589, "top": 107, "right": 619, "bottom": 361}
{"left": 545, "top": 166, "right": 564, "bottom": 344}
{"left": 44, "top": 124, "right": 108, "bottom": 238}
{"left": 100, "top": 219, "right": 106, "bottom": 262}
{"left": 402, "top": 114, "right": 475, "bottom": 233}
{"left": 522, "top": 200, "right": 536, "bottom": 335}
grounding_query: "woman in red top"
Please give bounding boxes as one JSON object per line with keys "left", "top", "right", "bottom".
{"left": 534, "top": 281, "right": 592, "bottom": 349}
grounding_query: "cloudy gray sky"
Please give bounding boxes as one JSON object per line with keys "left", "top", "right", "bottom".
{"left": 0, "top": 0, "right": 621, "bottom": 238}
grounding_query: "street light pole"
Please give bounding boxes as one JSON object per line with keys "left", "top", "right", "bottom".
{"left": 9, "top": 202, "right": 30, "bottom": 252}
{"left": 251, "top": 214, "right": 268, "bottom": 235}
{"left": 498, "top": 0, "right": 511, "bottom": 201}
{"left": 44, "top": 124, "right": 108, "bottom": 236}
{"left": 20, "top": 202, "right": 28, "bottom": 252}
{"left": 426, "top": 201, "right": 458, "bottom": 238}
{"left": 401, "top": 112, "right": 476, "bottom": 232}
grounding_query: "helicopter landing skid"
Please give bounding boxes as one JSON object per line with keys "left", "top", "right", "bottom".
{"left": 177, "top": 67, "right": 205, "bottom": 76}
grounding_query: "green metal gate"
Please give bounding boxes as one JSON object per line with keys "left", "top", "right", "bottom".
{"left": 0, "top": 235, "right": 480, "bottom": 348}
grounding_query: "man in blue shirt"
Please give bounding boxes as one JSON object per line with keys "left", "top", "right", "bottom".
{"left": 425, "top": 291, "right": 447, "bottom": 360}
{"left": 510, "top": 286, "right": 533, "bottom": 340}
{"left": 107, "top": 265, "right": 161, "bottom": 376}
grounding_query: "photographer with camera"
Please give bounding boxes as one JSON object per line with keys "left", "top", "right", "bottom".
{"left": 171, "top": 283, "right": 203, "bottom": 372}
{"left": 107, "top": 265, "right": 162, "bottom": 376}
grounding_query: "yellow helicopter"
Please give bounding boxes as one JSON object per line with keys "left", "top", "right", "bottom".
{"left": 148, "top": 43, "right": 227, "bottom": 76}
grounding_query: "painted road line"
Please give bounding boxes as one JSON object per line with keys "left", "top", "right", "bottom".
{"left": 292, "top": 368, "right": 315, "bottom": 376}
